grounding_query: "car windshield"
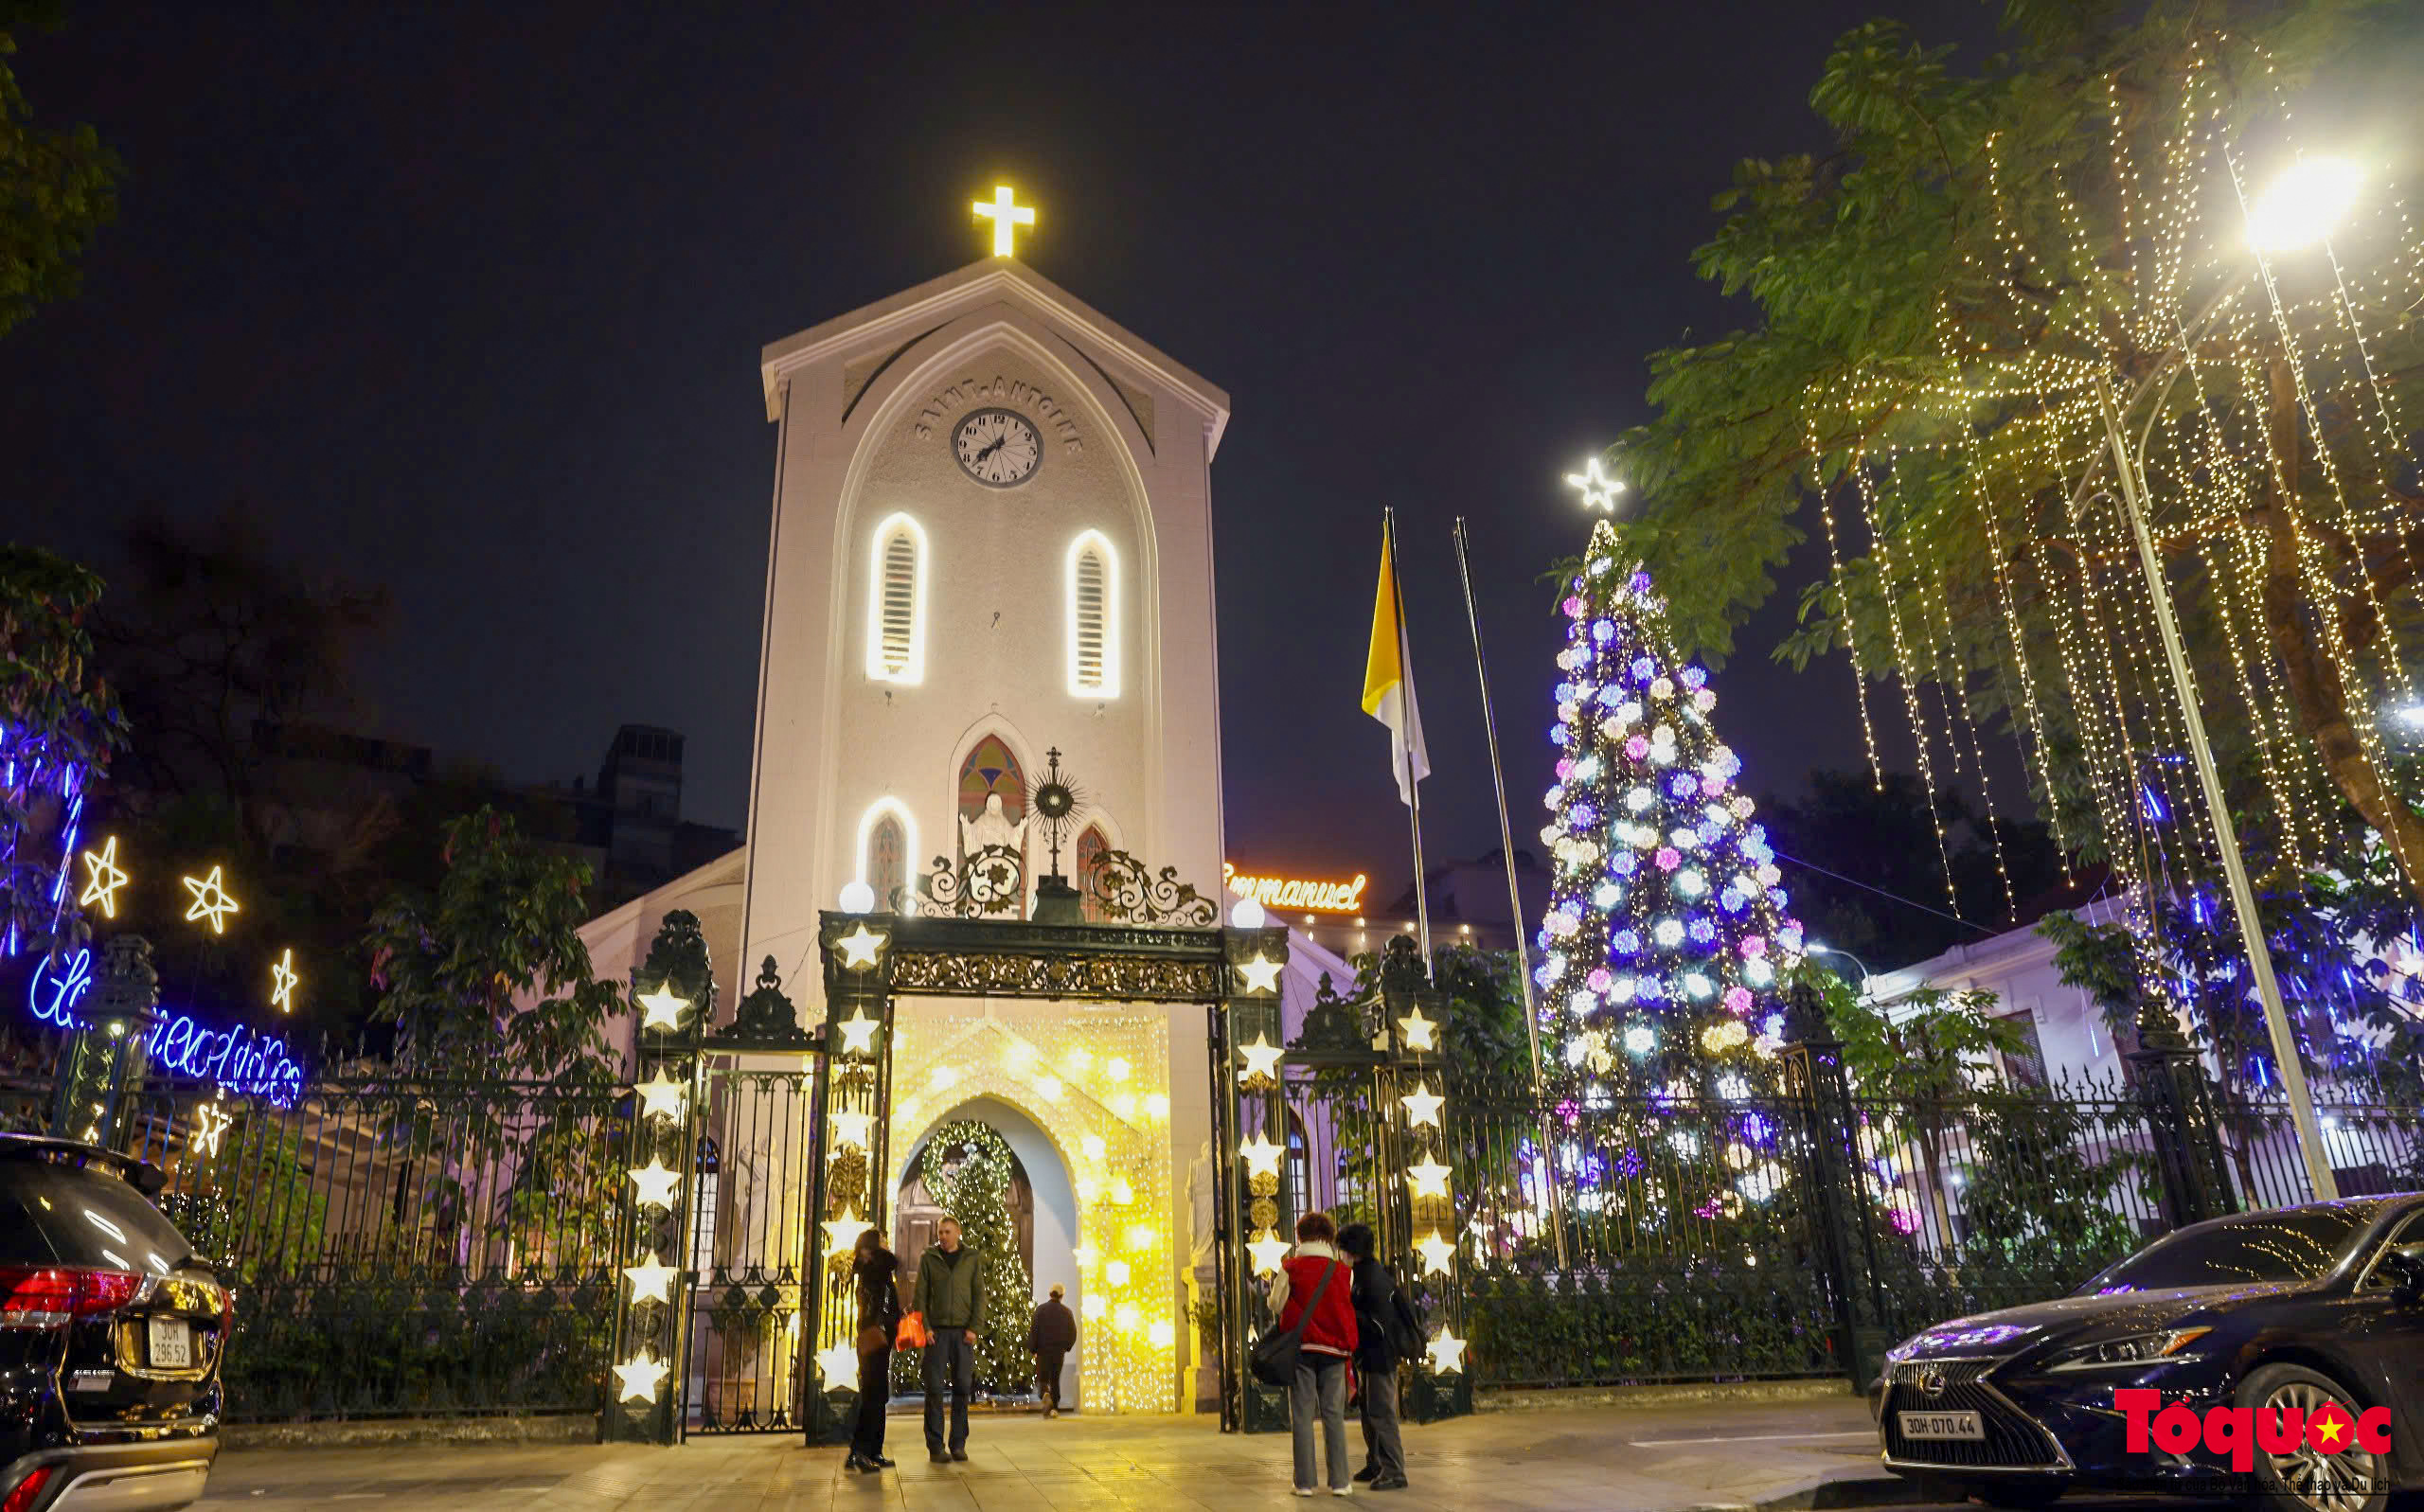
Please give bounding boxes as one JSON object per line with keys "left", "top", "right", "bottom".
{"left": 2081, "top": 1203, "right": 2384, "bottom": 1293}
{"left": 0, "top": 1159, "right": 195, "bottom": 1278}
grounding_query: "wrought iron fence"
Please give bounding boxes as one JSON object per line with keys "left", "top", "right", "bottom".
{"left": 95, "top": 1075, "right": 633, "bottom": 1422}
{"left": 1446, "top": 1065, "right": 2424, "bottom": 1393}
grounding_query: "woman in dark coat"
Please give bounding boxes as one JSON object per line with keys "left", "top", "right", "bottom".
{"left": 847, "top": 1229, "right": 902, "bottom": 1473}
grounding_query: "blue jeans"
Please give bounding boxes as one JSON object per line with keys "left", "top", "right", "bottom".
{"left": 923, "top": 1327, "right": 974, "bottom": 1454}
{"left": 1291, "top": 1353, "right": 1349, "bottom": 1491}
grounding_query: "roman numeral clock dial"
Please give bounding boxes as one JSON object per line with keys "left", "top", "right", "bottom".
{"left": 953, "top": 407, "right": 1042, "bottom": 488}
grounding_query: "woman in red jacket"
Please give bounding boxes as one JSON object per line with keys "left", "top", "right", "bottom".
{"left": 1267, "top": 1211, "right": 1358, "bottom": 1495}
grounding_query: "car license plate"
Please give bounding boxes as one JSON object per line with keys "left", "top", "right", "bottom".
{"left": 147, "top": 1317, "right": 191, "bottom": 1368}
{"left": 1900, "top": 1410, "right": 1983, "bottom": 1441}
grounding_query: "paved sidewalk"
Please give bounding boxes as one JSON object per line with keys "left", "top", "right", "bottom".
{"left": 193, "top": 1396, "right": 1896, "bottom": 1511}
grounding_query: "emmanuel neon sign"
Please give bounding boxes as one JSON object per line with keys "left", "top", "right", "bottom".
{"left": 1221, "top": 864, "right": 1370, "bottom": 915}
{"left": 30, "top": 948, "right": 304, "bottom": 1108}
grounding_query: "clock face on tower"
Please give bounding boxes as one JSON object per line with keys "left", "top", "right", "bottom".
{"left": 952, "top": 407, "right": 1043, "bottom": 488}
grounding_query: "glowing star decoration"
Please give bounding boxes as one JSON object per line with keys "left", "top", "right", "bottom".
{"left": 973, "top": 184, "right": 1035, "bottom": 258}
{"left": 1413, "top": 1230, "right": 1456, "bottom": 1277}
{"left": 635, "top": 983, "right": 690, "bottom": 1032}
{"left": 180, "top": 864, "right": 241, "bottom": 934}
{"left": 622, "top": 1255, "right": 678, "bottom": 1305}
{"left": 828, "top": 1110, "right": 872, "bottom": 1151}
{"left": 1239, "top": 1131, "right": 1284, "bottom": 1182}
{"left": 634, "top": 1067, "right": 688, "bottom": 1123}
{"left": 614, "top": 1354, "right": 668, "bottom": 1403}
{"left": 822, "top": 1210, "right": 869, "bottom": 1257}
{"left": 1400, "top": 1082, "right": 1444, "bottom": 1129}
{"left": 1564, "top": 455, "right": 1625, "bottom": 514}
{"left": 268, "top": 949, "right": 299, "bottom": 1013}
{"left": 1407, "top": 1156, "right": 1452, "bottom": 1200}
{"left": 78, "top": 837, "right": 127, "bottom": 919}
{"left": 1397, "top": 1005, "right": 1438, "bottom": 1053}
{"left": 1237, "top": 1034, "right": 1283, "bottom": 1084}
{"left": 834, "top": 1009, "right": 881, "bottom": 1058}
{"left": 627, "top": 1158, "right": 681, "bottom": 1211}
{"left": 1235, "top": 953, "right": 1284, "bottom": 995}
{"left": 815, "top": 1342, "right": 861, "bottom": 1387}
{"left": 1247, "top": 1229, "right": 1292, "bottom": 1276}
{"left": 836, "top": 924, "right": 886, "bottom": 970}
{"left": 1425, "top": 1330, "right": 1468, "bottom": 1375}
{"left": 189, "top": 1095, "right": 235, "bottom": 1159}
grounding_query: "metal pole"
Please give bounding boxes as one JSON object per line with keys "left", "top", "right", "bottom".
{"left": 1383, "top": 508, "right": 1435, "bottom": 977}
{"left": 1453, "top": 516, "right": 1569, "bottom": 1269}
{"left": 2096, "top": 380, "right": 2337, "bottom": 1201}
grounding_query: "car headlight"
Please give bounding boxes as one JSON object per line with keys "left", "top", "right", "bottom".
{"left": 2041, "top": 1326, "right": 2212, "bottom": 1372}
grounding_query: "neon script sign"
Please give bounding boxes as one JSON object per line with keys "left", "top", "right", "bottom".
{"left": 30, "top": 948, "right": 304, "bottom": 1108}
{"left": 1222, "top": 864, "right": 1370, "bottom": 915}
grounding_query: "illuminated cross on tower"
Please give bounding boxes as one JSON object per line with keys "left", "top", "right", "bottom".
{"left": 972, "top": 185, "right": 1036, "bottom": 258}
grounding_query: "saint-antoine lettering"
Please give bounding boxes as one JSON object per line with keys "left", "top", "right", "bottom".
{"left": 912, "top": 374, "right": 1084, "bottom": 453}
{"left": 2113, "top": 1388, "right": 2391, "bottom": 1472}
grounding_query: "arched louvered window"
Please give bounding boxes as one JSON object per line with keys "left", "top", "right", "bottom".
{"left": 865, "top": 513, "right": 927, "bottom": 684}
{"left": 1066, "top": 530, "right": 1118, "bottom": 698}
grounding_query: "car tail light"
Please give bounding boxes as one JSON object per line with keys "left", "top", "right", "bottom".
{"left": 0, "top": 1466, "right": 56, "bottom": 1512}
{"left": 0, "top": 1266, "right": 145, "bottom": 1326}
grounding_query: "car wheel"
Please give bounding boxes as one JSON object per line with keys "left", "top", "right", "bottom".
{"left": 1969, "top": 1483, "right": 2065, "bottom": 1509}
{"left": 2235, "top": 1363, "right": 2388, "bottom": 1512}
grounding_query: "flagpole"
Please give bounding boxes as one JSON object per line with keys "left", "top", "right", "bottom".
{"left": 1383, "top": 507, "right": 1435, "bottom": 980}
{"left": 1453, "top": 515, "right": 1569, "bottom": 1270}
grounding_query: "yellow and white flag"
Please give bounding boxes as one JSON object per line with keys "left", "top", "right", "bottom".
{"left": 1362, "top": 529, "right": 1430, "bottom": 808}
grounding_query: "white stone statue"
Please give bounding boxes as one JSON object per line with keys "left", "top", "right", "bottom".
{"left": 958, "top": 792, "right": 1028, "bottom": 915}
{"left": 1187, "top": 1140, "right": 1217, "bottom": 1272}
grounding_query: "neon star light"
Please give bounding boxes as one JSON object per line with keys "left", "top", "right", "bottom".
{"left": 78, "top": 837, "right": 127, "bottom": 919}
{"left": 1235, "top": 953, "right": 1284, "bottom": 994}
{"left": 1237, "top": 1034, "right": 1282, "bottom": 1084}
{"left": 635, "top": 1067, "right": 688, "bottom": 1122}
{"left": 828, "top": 1110, "right": 872, "bottom": 1150}
{"left": 1564, "top": 455, "right": 1624, "bottom": 514}
{"left": 181, "top": 865, "right": 240, "bottom": 934}
{"left": 1425, "top": 1330, "right": 1468, "bottom": 1375}
{"left": 835, "top": 1008, "right": 881, "bottom": 1057}
{"left": 1407, "top": 1156, "right": 1452, "bottom": 1200}
{"left": 1414, "top": 1230, "right": 1456, "bottom": 1276}
{"left": 836, "top": 925, "right": 886, "bottom": 969}
{"left": 190, "top": 1096, "right": 235, "bottom": 1159}
{"left": 1239, "top": 1131, "right": 1284, "bottom": 1181}
{"left": 815, "top": 1342, "right": 861, "bottom": 1386}
{"left": 627, "top": 1158, "right": 681, "bottom": 1210}
{"left": 1397, "top": 1005, "right": 1437, "bottom": 1053}
{"left": 269, "top": 949, "right": 299, "bottom": 1013}
{"left": 1400, "top": 1082, "right": 1444, "bottom": 1128}
{"left": 614, "top": 1355, "right": 668, "bottom": 1403}
{"left": 973, "top": 184, "right": 1035, "bottom": 258}
{"left": 623, "top": 1255, "right": 678, "bottom": 1305}
{"left": 635, "top": 983, "right": 689, "bottom": 1031}
{"left": 1247, "top": 1229, "right": 1292, "bottom": 1276}
{"left": 822, "top": 1210, "right": 870, "bottom": 1257}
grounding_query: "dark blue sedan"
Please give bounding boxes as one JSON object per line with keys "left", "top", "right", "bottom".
{"left": 1873, "top": 1194, "right": 2424, "bottom": 1512}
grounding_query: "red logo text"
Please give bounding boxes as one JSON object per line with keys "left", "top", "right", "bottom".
{"left": 2114, "top": 1389, "right": 2390, "bottom": 1472}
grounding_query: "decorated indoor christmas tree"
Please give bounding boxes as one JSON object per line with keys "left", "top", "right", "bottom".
{"left": 1534, "top": 520, "right": 1807, "bottom": 1094}
{"left": 919, "top": 1119, "right": 1035, "bottom": 1394}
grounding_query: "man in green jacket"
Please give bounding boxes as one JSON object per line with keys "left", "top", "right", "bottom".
{"left": 913, "top": 1217, "right": 985, "bottom": 1462}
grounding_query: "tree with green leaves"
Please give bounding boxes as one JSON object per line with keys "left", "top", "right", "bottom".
{"left": 1607, "top": 0, "right": 2424, "bottom": 904}
{"left": 1, "top": 3, "right": 117, "bottom": 341}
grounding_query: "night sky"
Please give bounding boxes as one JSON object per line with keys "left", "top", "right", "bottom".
{"left": 3, "top": 2, "right": 1996, "bottom": 900}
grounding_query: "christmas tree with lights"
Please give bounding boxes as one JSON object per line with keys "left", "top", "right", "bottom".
{"left": 1533, "top": 520, "right": 1806, "bottom": 1095}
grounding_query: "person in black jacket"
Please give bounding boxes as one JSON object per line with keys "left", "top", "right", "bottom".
{"left": 1338, "top": 1223, "right": 1409, "bottom": 1490}
{"left": 1027, "top": 1284, "right": 1078, "bottom": 1416}
{"left": 847, "top": 1230, "right": 902, "bottom": 1473}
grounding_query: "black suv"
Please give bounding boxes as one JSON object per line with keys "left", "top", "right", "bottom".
{"left": 0, "top": 1135, "right": 225, "bottom": 1510}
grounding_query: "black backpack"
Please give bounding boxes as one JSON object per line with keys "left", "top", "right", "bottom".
{"left": 1385, "top": 1271, "right": 1426, "bottom": 1361}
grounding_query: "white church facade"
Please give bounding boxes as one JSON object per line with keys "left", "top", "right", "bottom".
{"left": 576, "top": 245, "right": 1362, "bottom": 1417}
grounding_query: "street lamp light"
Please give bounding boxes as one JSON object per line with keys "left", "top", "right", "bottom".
{"left": 1808, "top": 942, "right": 1876, "bottom": 999}
{"left": 2086, "top": 157, "right": 2364, "bottom": 1203}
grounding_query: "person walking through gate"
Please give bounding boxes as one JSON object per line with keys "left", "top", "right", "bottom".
{"left": 1338, "top": 1223, "right": 1413, "bottom": 1491}
{"left": 913, "top": 1216, "right": 986, "bottom": 1463}
{"left": 847, "top": 1229, "right": 901, "bottom": 1474}
{"left": 1268, "top": 1211, "right": 1357, "bottom": 1496}
{"left": 1028, "top": 1284, "right": 1078, "bottom": 1418}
